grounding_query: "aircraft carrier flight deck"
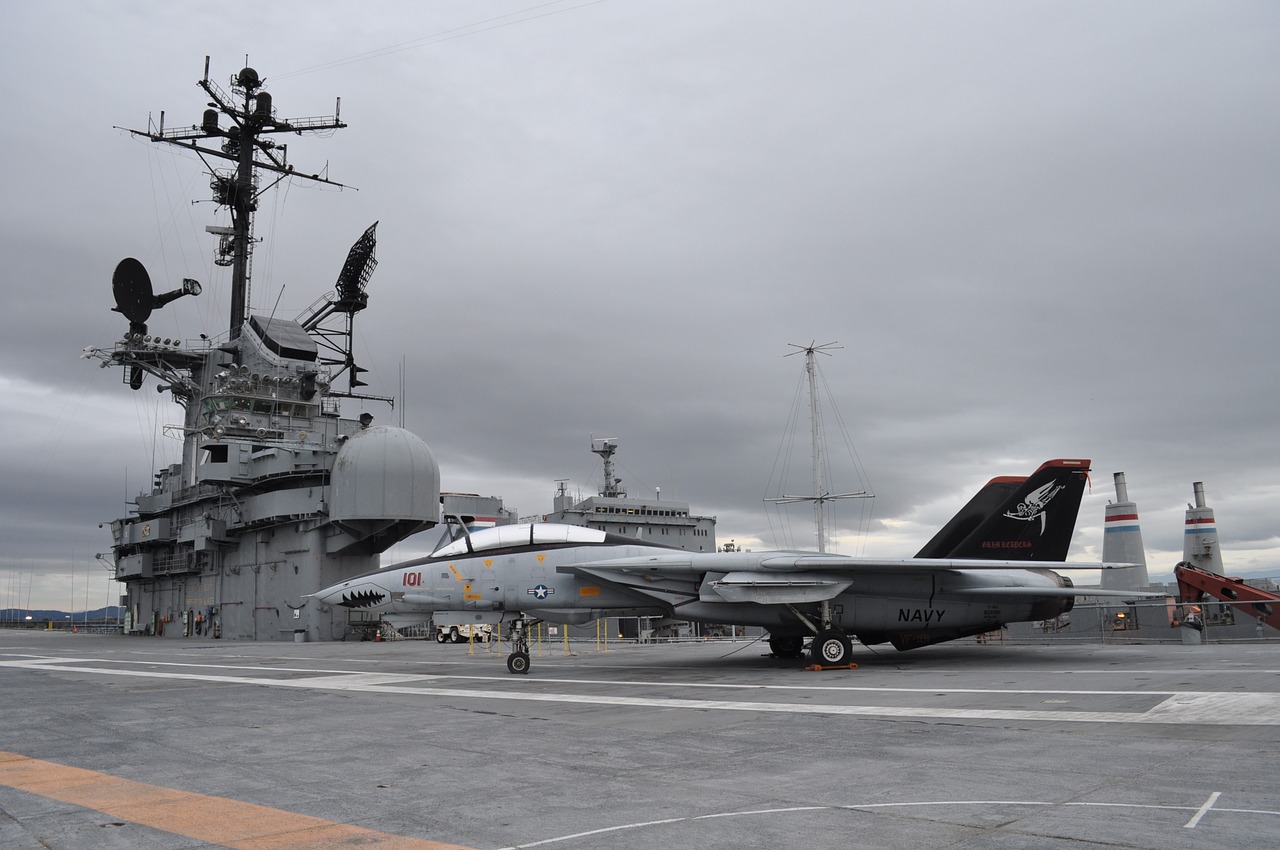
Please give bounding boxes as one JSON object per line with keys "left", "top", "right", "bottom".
{"left": 2, "top": 631, "right": 1277, "bottom": 850}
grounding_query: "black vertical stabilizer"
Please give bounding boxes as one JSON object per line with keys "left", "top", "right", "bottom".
{"left": 914, "top": 477, "right": 1025, "bottom": 558}
{"left": 933, "top": 459, "right": 1091, "bottom": 561}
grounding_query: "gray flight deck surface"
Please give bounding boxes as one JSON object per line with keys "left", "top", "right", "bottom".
{"left": 2, "top": 631, "right": 1277, "bottom": 849}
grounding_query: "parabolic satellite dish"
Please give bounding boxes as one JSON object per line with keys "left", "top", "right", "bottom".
{"left": 112, "top": 257, "right": 155, "bottom": 325}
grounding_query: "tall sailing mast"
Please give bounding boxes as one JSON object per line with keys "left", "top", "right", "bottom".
{"left": 765, "top": 341, "right": 873, "bottom": 553}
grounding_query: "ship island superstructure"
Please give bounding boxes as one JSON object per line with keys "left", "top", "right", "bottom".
{"left": 539, "top": 438, "right": 717, "bottom": 550}
{"left": 85, "top": 58, "right": 441, "bottom": 641}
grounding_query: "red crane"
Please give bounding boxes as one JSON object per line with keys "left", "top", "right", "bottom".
{"left": 1175, "top": 562, "right": 1280, "bottom": 632}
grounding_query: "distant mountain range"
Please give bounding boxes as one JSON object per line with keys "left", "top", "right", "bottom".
{"left": 1, "top": 606, "right": 125, "bottom": 623}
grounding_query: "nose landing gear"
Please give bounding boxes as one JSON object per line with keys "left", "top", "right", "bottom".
{"left": 506, "top": 617, "right": 532, "bottom": 674}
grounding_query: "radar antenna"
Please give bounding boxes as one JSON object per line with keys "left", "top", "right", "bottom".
{"left": 299, "top": 221, "right": 384, "bottom": 398}
{"left": 117, "top": 55, "right": 347, "bottom": 340}
{"left": 108, "top": 257, "right": 202, "bottom": 390}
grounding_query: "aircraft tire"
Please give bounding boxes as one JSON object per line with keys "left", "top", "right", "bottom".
{"left": 507, "top": 651, "right": 530, "bottom": 675}
{"left": 768, "top": 634, "right": 805, "bottom": 658}
{"left": 811, "top": 629, "right": 852, "bottom": 666}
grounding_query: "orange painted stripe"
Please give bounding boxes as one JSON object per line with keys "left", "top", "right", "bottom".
{"left": 0, "top": 751, "right": 475, "bottom": 850}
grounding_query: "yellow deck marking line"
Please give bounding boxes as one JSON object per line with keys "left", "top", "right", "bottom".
{"left": 0, "top": 751, "right": 475, "bottom": 850}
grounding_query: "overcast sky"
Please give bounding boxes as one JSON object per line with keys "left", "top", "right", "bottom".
{"left": 3, "top": 1, "right": 1278, "bottom": 611}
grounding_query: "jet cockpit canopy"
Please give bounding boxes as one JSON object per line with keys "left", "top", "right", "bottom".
{"left": 430, "top": 523, "right": 608, "bottom": 559}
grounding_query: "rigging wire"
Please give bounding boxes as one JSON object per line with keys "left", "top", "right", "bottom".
{"left": 273, "top": 0, "right": 614, "bottom": 81}
{"left": 763, "top": 369, "right": 807, "bottom": 550}
{"left": 814, "top": 361, "right": 876, "bottom": 555}
{"left": 717, "top": 632, "right": 767, "bottom": 658}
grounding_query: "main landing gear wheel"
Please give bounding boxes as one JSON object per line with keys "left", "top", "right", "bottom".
{"left": 768, "top": 635, "right": 805, "bottom": 659}
{"left": 811, "top": 629, "right": 853, "bottom": 666}
{"left": 507, "top": 651, "right": 530, "bottom": 675}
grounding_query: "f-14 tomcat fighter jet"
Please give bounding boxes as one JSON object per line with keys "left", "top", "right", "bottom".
{"left": 316, "top": 459, "right": 1148, "bottom": 673}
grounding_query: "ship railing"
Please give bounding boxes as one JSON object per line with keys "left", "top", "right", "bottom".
{"left": 281, "top": 114, "right": 345, "bottom": 132}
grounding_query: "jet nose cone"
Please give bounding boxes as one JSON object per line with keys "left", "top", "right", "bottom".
{"left": 313, "top": 582, "right": 347, "bottom": 606}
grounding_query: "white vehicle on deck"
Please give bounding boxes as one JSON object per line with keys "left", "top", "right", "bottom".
{"left": 434, "top": 622, "right": 493, "bottom": 644}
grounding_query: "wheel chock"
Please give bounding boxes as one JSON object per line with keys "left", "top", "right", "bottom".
{"left": 803, "top": 662, "right": 859, "bottom": 672}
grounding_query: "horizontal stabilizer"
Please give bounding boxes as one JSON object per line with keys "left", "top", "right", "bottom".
{"left": 1070, "top": 587, "right": 1168, "bottom": 598}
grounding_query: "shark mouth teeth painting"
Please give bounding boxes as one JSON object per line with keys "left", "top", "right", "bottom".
{"left": 339, "top": 589, "right": 386, "bottom": 609}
